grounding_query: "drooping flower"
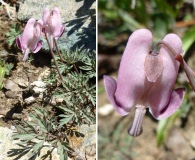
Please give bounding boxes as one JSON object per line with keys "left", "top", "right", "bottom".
{"left": 104, "top": 29, "right": 185, "bottom": 137}
{"left": 16, "top": 18, "right": 43, "bottom": 61}
{"left": 42, "top": 7, "right": 65, "bottom": 48}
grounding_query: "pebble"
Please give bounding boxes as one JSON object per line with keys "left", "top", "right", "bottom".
{"left": 98, "top": 104, "right": 114, "bottom": 116}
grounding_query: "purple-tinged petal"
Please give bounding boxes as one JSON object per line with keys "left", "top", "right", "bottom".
{"left": 55, "top": 26, "right": 65, "bottom": 39}
{"left": 26, "top": 20, "right": 42, "bottom": 52}
{"left": 16, "top": 36, "right": 23, "bottom": 51}
{"left": 21, "top": 18, "right": 36, "bottom": 50}
{"left": 149, "top": 88, "right": 185, "bottom": 120}
{"left": 103, "top": 75, "right": 129, "bottom": 116}
{"left": 22, "top": 48, "right": 30, "bottom": 61}
{"left": 115, "top": 29, "right": 153, "bottom": 111}
{"left": 128, "top": 105, "right": 146, "bottom": 137}
{"left": 147, "top": 33, "right": 182, "bottom": 114}
{"left": 50, "top": 7, "right": 64, "bottom": 38}
{"left": 42, "top": 8, "right": 51, "bottom": 35}
{"left": 42, "top": 8, "right": 50, "bottom": 24}
{"left": 37, "top": 19, "right": 43, "bottom": 28}
{"left": 32, "top": 40, "right": 42, "bottom": 53}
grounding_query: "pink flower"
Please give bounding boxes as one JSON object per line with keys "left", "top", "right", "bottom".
{"left": 16, "top": 18, "right": 43, "bottom": 61}
{"left": 42, "top": 7, "right": 65, "bottom": 48}
{"left": 104, "top": 29, "right": 185, "bottom": 137}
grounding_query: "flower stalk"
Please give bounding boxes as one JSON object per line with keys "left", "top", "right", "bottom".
{"left": 43, "top": 29, "right": 63, "bottom": 81}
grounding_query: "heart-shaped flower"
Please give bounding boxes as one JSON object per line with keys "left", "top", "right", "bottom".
{"left": 16, "top": 18, "right": 43, "bottom": 61}
{"left": 104, "top": 29, "right": 185, "bottom": 137}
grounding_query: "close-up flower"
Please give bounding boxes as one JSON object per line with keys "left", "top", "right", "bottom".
{"left": 104, "top": 29, "right": 185, "bottom": 137}
{"left": 42, "top": 7, "right": 65, "bottom": 48}
{"left": 16, "top": 18, "right": 43, "bottom": 61}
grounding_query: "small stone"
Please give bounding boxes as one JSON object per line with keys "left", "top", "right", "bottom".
{"left": 98, "top": 104, "right": 114, "bottom": 116}
{"left": 3, "top": 79, "right": 22, "bottom": 92}
{"left": 31, "top": 81, "right": 46, "bottom": 88}
{"left": 5, "top": 91, "right": 18, "bottom": 98}
{"left": 24, "top": 96, "right": 35, "bottom": 104}
{"left": 33, "top": 86, "right": 45, "bottom": 94}
{"left": 190, "top": 133, "right": 195, "bottom": 150}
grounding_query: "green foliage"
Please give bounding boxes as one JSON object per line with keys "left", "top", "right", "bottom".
{"left": 8, "top": 48, "right": 96, "bottom": 159}
{"left": 46, "top": 48, "right": 96, "bottom": 126}
{"left": 99, "top": 0, "right": 183, "bottom": 41}
{"left": 5, "top": 23, "right": 22, "bottom": 47}
{"left": 8, "top": 107, "right": 72, "bottom": 160}
{"left": 98, "top": 118, "right": 134, "bottom": 160}
{"left": 0, "top": 60, "right": 13, "bottom": 90}
{"left": 182, "top": 27, "right": 195, "bottom": 53}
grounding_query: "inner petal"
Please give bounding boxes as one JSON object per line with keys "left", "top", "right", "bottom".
{"left": 128, "top": 105, "right": 146, "bottom": 137}
{"left": 144, "top": 54, "right": 163, "bottom": 82}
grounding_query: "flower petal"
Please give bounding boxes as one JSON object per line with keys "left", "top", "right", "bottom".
{"left": 28, "top": 21, "right": 42, "bottom": 51}
{"left": 21, "top": 18, "right": 36, "bottom": 50}
{"left": 32, "top": 40, "right": 42, "bottom": 53}
{"left": 147, "top": 33, "right": 183, "bottom": 115}
{"left": 103, "top": 75, "right": 129, "bottom": 116}
{"left": 16, "top": 36, "right": 22, "bottom": 51}
{"left": 50, "top": 7, "right": 64, "bottom": 38}
{"left": 149, "top": 88, "right": 185, "bottom": 120}
{"left": 42, "top": 8, "right": 50, "bottom": 24}
{"left": 22, "top": 48, "right": 30, "bottom": 61}
{"left": 115, "top": 29, "right": 153, "bottom": 111}
{"left": 146, "top": 34, "right": 182, "bottom": 112}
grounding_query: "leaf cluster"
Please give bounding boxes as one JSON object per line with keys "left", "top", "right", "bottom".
{"left": 8, "top": 107, "right": 71, "bottom": 160}
{"left": 5, "top": 23, "right": 22, "bottom": 47}
{"left": 46, "top": 48, "right": 96, "bottom": 126}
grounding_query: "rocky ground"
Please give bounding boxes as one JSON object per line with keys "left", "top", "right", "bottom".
{"left": 0, "top": 0, "right": 96, "bottom": 159}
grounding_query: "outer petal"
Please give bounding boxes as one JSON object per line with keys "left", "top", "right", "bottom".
{"left": 22, "top": 48, "right": 30, "bottom": 61}
{"left": 51, "top": 7, "right": 64, "bottom": 38}
{"left": 103, "top": 76, "right": 129, "bottom": 116}
{"left": 149, "top": 88, "right": 185, "bottom": 120}
{"left": 32, "top": 41, "right": 42, "bottom": 53}
{"left": 147, "top": 33, "right": 183, "bottom": 116}
{"left": 42, "top": 8, "right": 51, "bottom": 35}
{"left": 28, "top": 21, "right": 42, "bottom": 51}
{"left": 42, "top": 8, "right": 50, "bottom": 24}
{"left": 115, "top": 29, "right": 153, "bottom": 111}
{"left": 16, "top": 36, "right": 23, "bottom": 51}
{"left": 21, "top": 18, "right": 36, "bottom": 50}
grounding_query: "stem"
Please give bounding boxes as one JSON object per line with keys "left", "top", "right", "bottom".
{"left": 176, "top": 54, "right": 195, "bottom": 91}
{"left": 53, "top": 36, "right": 78, "bottom": 73}
{"left": 128, "top": 105, "right": 146, "bottom": 137}
{"left": 151, "top": 41, "right": 177, "bottom": 56}
{"left": 44, "top": 30, "right": 63, "bottom": 82}
{"left": 53, "top": 38, "right": 64, "bottom": 62}
{"left": 73, "top": 64, "right": 79, "bottom": 73}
